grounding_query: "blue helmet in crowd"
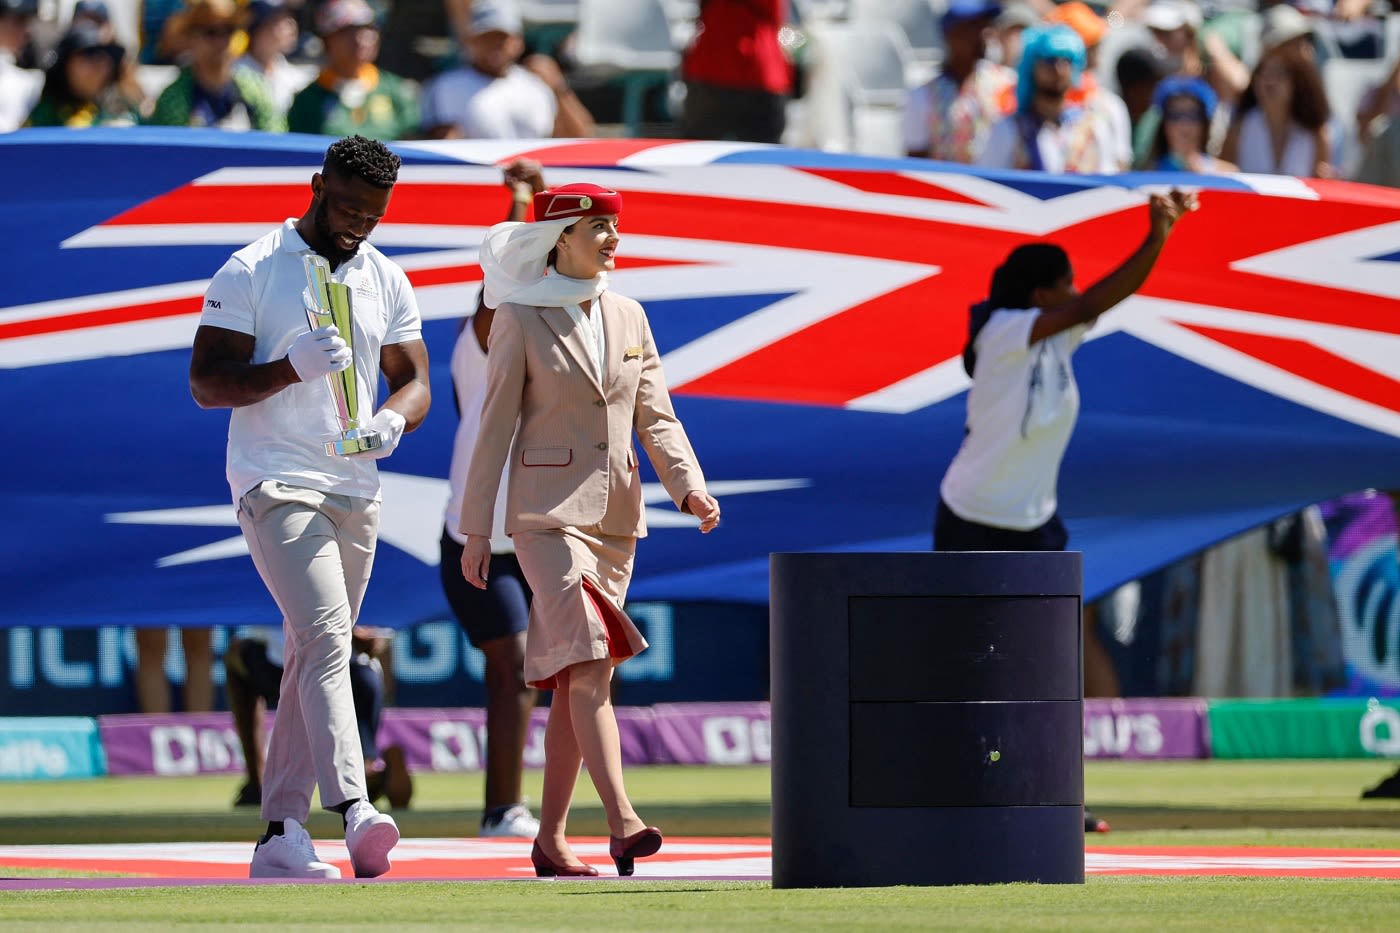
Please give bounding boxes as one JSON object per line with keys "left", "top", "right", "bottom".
{"left": 1016, "top": 25, "right": 1087, "bottom": 113}
{"left": 1152, "top": 74, "right": 1219, "bottom": 122}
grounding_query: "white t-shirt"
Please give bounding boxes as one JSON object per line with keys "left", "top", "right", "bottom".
{"left": 200, "top": 220, "right": 422, "bottom": 502}
{"left": 1235, "top": 108, "right": 1317, "bottom": 177}
{"left": 420, "top": 64, "right": 556, "bottom": 139}
{"left": 939, "top": 309, "right": 1088, "bottom": 530}
{"left": 234, "top": 55, "right": 311, "bottom": 115}
{"left": 443, "top": 318, "right": 513, "bottom": 552}
{"left": 0, "top": 52, "right": 43, "bottom": 132}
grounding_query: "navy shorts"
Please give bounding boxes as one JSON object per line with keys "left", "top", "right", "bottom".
{"left": 439, "top": 529, "right": 532, "bottom": 647}
{"left": 933, "top": 497, "right": 1069, "bottom": 552}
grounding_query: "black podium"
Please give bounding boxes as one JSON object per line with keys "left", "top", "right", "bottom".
{"left": 769, "top": 551, "right": 1084, "bottom": 888}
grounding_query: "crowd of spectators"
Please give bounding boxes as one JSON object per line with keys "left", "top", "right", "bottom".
{"left": 3, "top": 0, "right": 1398, "bottom": 186}
{"left": 0, "top": 0, "right": 598, "bottom": 141}
{"left": 890, "top": 0, "right": 1400, "bottom": 185}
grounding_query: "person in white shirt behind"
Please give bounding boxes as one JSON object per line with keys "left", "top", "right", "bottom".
{"left": 934, "top": 188, "right": 1197, "bottom": 835}
{"left": 420, "top": 0, "right": 593, "bottom": 139}
{"left": 439, "top": 159, "right": 548, "bottom": 841}
{"left": 936, "top": 188, "right": 1198, "bottom": 553}
{"left": 0, "top": 0, "right": 42, "bottom": 132}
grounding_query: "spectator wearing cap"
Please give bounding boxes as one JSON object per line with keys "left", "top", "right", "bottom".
{"left": 71, "top": 0, "right": 115, "bottom": 43}
{"left": 1139, "top": 74, "right": 1236, "bottom": 172}
{"left": 1220, "top": 7, "right": 1333, "bottom": 177}
{"left": 68, "top": 0, "right": 152, "bottom": 119}
{"left": 678, "top": 0, "right": 792, "bottom": 143}
{"left": 420, "top": 0, "right": 593, "bottom": 140}
{"left": 25, "top": 20, "right": 138, "bottom": 126}
{"left": 0, "top": 0, "right": 42, "bottom": 131}
{"left": 991, "top": 2, "right": 1040, "bottom": 71}
{"left": 146, "top": 0, "right": 284, "bottom": 130}
{"left": 1143, "top": 0, "right": 1204, "bottom": 78}
{"left": 286, "top": 0, "right": 419, "bottom": 140}
{"left": 905, "top": 0, "right": 1017, "bottom": 164}
{"left": 1047, "top": 2, "right": 1132, "bottom": 169}
{"left": 235, "top": 0, "right": 306, "bottom": 115}
{"left": 979, "top": 24, "right": 1122, "bottom": 174}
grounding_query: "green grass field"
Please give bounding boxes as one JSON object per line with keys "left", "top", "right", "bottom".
{"left": 6, "top": 760, "right": 1400, "bottom": 930}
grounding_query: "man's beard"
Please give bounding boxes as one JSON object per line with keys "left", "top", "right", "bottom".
{"left": 1034, "top": 83, "right": 1068, "bottom": 106}
{"left": 313, "top": 198, "right": 360, "bottom": 266}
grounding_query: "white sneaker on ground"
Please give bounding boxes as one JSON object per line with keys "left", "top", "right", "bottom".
{"left": 479, "top": 803, "right": 541, "bottom": 839}
{"left": 344, "top": 799, "right": 399, "bottom": 878}
{"left": 249, "top": 819, "right": 341, "bottom": 879}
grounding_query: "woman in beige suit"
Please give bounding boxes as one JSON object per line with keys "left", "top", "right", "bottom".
{"left": 459, "top": 183, "right": 721, "bottom": 877}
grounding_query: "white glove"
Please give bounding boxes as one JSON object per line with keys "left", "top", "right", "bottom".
{"left": 287, "top": 325, "right": 351, "bottom": 382}
{"left": 353, "top": 407, "right": 407, "bottom": 460}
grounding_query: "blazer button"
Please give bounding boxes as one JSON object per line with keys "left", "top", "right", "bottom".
{"left": 594, "top": 399, "right": 605, "bottom": 408}
{"left": 596, "top": 442, "right": 608, "bottom": 450}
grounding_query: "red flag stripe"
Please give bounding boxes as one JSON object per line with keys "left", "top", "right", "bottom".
{"left": 1182, "top": 324, "right": 1400, "bottom": 416}
{"left": 799, "top": 168, "right": 992, "bottom": 206}
{"left": 0, "top": 296, "right": 198, "bottom": 340}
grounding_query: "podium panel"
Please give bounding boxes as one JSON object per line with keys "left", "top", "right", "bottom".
{"left": 770, "top": 551, "right": 1084, "bottom": 888}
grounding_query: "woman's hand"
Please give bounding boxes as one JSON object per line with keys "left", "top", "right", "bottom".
{"left": 1148, "top": 188, "right": 1199, "bottom": 241}
{"left": 460, "top": 534, "right": 493, "bottom": 590}
{"left": 686, "top": 491, "right": 721, "bottom": 534}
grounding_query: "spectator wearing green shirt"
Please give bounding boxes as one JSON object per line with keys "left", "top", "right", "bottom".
{"left": 25, "top": 21, "right": 139, "bottom": 127}
{"left": 287, "top": 0, "right": 419, "bottom": 140}
{"left": 145, "top": 0, "right": 285, "bottom": 131}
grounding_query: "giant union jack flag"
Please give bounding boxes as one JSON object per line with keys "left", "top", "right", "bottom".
{"left": 4, "top": 127, "right": 1399, "bottom": 630}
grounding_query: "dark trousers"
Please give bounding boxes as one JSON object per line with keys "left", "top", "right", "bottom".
{"left": 932, "top": 497, "right": 1069, "bottom": 552}
{"left": 680, "top": 80, "right": 787, "bottom": 143}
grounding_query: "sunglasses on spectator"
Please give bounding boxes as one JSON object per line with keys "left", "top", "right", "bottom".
{"left": 1164, "top": 109, "right": 1205, "bottom": 123}
{"left": 193, "top": 25, "right": 236, "bottom": 38}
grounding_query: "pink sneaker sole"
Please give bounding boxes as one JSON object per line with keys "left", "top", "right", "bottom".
{"left": 348, "top": 820, "right": 399, "bottom": 878}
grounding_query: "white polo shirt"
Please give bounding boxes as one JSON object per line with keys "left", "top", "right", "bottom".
{"left": 199, "top": 220, "right": 422, "bottom": 502}
{"left": 939, "top": 309, "right": 1088, "bottom": 530}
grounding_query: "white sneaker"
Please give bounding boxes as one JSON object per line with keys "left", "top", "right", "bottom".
{"left": 479, "top": 804, "right": 541, "bottom": 839}
{"left": 249, "top": 819, "right": 341, "bottom": 879}
{"left": 344, "top": 800, "right": 399, "bottom": 878}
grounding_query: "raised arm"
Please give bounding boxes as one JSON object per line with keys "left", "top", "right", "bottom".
{"left": 1028, "top": 189, "right": 1197, "bottom": 345}
{"left": 470, "top": 160, "right": 547, "bottom": 351}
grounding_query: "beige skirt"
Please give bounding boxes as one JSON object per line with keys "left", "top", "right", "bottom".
{"left": 511, "top": 525, "right": 649, "bottom": 689}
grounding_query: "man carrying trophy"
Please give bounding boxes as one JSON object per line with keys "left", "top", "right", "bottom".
{"left": 189, "top": 134, "right": 431, "bottom": 879}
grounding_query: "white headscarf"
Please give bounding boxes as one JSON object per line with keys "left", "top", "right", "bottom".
{"left": 479, "top": 218, "right": 609, "bottom": 309}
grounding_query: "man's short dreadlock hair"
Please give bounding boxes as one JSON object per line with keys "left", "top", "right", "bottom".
{"left": 323, "top": 135, "right": 401, "bottom": 189}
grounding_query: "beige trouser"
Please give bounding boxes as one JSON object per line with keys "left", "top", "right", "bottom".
{"left": 237, "top": 481, "right": 378, "bottom": 822}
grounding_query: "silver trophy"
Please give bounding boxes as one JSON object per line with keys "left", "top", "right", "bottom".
{"left": 302, "top": 254, "right": 384, "bottom": 457}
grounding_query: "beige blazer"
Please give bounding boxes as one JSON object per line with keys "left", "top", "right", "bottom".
{"left": 459, "top": 290, "right": 707, "bottom": 540}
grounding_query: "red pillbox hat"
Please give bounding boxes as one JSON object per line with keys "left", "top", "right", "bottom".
{"left": 533, "top": 183, "right": 623, "bottom": 221}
